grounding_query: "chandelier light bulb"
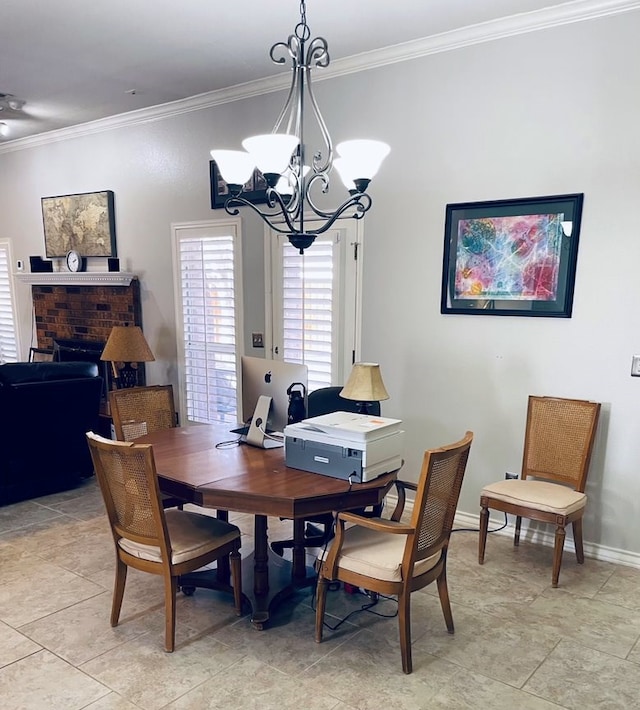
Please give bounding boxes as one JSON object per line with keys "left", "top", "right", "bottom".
{"left": 0, "top": 122, "right": 9, "bottom": 137}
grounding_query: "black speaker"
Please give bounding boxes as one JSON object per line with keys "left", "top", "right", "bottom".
{"left": 107, "top": 258, "right": 120, "bottom": 272}
{"left": 29, "top": 256, "right": 53, "bottom": 273}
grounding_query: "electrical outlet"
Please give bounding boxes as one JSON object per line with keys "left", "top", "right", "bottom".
{"left": 505, "top": 472, "right": 518, "bottom": 480}
{"left": 631, "top": 355, "right": 640, "bottom": 377}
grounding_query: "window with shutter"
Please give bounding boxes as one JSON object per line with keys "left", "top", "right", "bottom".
{"left": 268, "top": 220, "right": 362, "bottom": 390}
{"left": 173, "top": 220, "right": 243, "bottom": 425}
{"left": 0, "top": 241, "right": 19, "bottom": 364}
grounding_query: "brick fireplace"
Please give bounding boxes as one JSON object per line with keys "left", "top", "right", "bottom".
{"left": 32, "top": 280, "right": 142, "bottom": 351}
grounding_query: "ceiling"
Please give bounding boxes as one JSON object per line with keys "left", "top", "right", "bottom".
{"left": 0, "top": 0, "right": 607, "bottom": 143}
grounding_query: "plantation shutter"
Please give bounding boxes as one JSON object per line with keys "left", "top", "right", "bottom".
{"left": 175, "top": 222, "right": 242, "bottom": 424}
{"left": 270, "top": 221, "right": 361, "bottom": 392}
{"left": 280, "top": 236, "right": 337, "bottom": 391}
{"left": 0, "top": 241, "right": 19, "bottom": 364}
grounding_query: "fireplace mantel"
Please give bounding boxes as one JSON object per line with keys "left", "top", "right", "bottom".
{"left": 16, "top": 272, "right": 137, "bottom": 286}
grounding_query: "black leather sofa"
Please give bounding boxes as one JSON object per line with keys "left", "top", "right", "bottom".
{"left": 0, "top": 361, "right": 103, "bottom": 505}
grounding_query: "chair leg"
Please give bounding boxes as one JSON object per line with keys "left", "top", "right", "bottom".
{"left": 398, "top": 589, "right": 412, "bottom": 674}
{"left": 478, "top": 506, "right": 489, "bottom": 564}
{"left": 573, "top": 517, "right": 585, "bottom": 564}
{"left": 552, "top": 524, "right": 566, "bottom": 588}
{"left": 436, "top": 566, "right": 454, "bottom": 634}
{"left": 164, "top": 575, "right": 178, "bottom": 652}
{"left": 110, "top": 557, "right": 127, "bottom": 627}
{"left": 514, "top": 516, "right": 522, "bottom": 546}
{"left": 230, "top": 549, "right": 243, "bottom": 616}
{"left": 315, "top": 575, "right": 329, "bottom": 643}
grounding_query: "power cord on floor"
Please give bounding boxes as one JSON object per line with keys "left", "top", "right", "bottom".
{"left": 312, "top": 584, "right": 398, "bottom": 632}
{"left": 452, "top": 511, "right": 508, "bottom": 534}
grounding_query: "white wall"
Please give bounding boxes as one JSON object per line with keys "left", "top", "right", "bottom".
{"left": 1, "top": 12, "right": 639, "bottom": 555}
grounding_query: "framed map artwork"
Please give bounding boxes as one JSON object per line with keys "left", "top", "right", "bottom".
{"left": 42, "top": 190, "right": 117, "bottom": 257}
{"left": 440, "top": 193, "right": 583, "bottom": 318}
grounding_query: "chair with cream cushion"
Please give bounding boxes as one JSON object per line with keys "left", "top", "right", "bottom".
{"left": 479, "top": 395, "right": 601, "bottom": 588}
{"left": 86, "top": 431, "right": 243, "bottom": 652}
{"left": 315, "top": 431, "right": 473, "bottom": 674}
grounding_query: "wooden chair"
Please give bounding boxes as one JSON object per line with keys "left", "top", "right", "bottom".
{"left": 109, "top": 385, "right": 184, "bottom": 509}
{"left": 315, "top": 431, "right": 473, "bottom": 674}
{"left": 479, "top": 396, "right": 601, "bottom": 588}
{"left": 86, "top": 432, "right": 243, "bottom": 652}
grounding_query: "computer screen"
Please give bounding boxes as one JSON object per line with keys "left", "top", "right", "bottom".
{"left": 241, "top": 356, "right": 308, "bottom": 433}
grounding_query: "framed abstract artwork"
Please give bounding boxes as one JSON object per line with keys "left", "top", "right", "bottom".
{"left": 440, "top": 193, "right": 584, "bottom": 317}
{"left": 209, "top": 160, "right": 268, "bottom": 209}
{"left": 42, "top": 190, "right": 116, "bottom": 257}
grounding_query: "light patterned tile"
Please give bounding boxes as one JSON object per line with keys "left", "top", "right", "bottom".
{"left": 33, "top": 523, "right": 115, "bottom": 579}
{"left": 525, "top": 639, "right": 640, "bottom": 709}
{"left": 475, "top": 530, "right": 616, "bottom": 598}
{"left": 413, "top": 602, "right": 561, "bottom": 688}
{"left": 212, "top": 592, "right": 349, "bottom": 675}
{"left": 0, "top": 499, "right": 64, "bottom": 534}
{"left": 80, "top": 633, "right": 245, "bottom": 710}
{"left": 0, "top": 621, "right": 41, "bottom": 668}
{"left": 166, "top": 655, "right": 339, "bottom": 709}
{"left": 0, "top": 514, "right": 111, "bottom": 557}
{"left": 496, "top": 587, "right": 640, "bottom": 659}
{"left": 428, "top": 666, "right": 568, "bottom": 709}
{"left": 0, "top": 560, "right": 103, "bottom": 627}
{"left": 0, "top": 649, "right": 109, "bottom": 710}
{"left": 19, "top": 591, "right": 151, "bottom": 666}
{"left": 595, "top": 564, "right": 640, "bottom": 611}
{"left": 304, "top": 628, "right": 459, "bottom": 710}
{"left": 84, "top": 692, "right": 142, "bottom": 709}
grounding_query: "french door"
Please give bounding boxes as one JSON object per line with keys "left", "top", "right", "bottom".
{"left": 266, "top": 219, "right": 363, "bottom": 391}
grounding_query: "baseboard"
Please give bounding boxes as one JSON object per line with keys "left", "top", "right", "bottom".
{"left": 384, "top": 494, "right": 640, "bottom": 571}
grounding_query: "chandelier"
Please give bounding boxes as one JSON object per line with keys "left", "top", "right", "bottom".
{"left": 210, "top": 1, "right": 390, "bottom": 253}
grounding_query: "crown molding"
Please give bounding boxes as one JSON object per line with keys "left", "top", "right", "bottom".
{"left": 0, "top": 0, "right": 638, "bottom": 155}
{"left": 16, "top": 272, "right": 137, "bottom": 286}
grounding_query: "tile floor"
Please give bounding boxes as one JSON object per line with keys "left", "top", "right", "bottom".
{"left": 1, "top": 477, "right": 640, "bottom": 709}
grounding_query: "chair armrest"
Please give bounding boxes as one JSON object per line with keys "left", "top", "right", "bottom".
{"left": 338, "top": 510, "right": 414, "bottom": 535}
{"left": 390, "top": 479, "right": 417, "bottom": 522}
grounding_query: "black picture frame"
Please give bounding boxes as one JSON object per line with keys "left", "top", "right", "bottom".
{"left": 42, "top": 190, "right": 117, "bottom": 258}
{"left": 440, "top": 193, "right": 584, "bottom": 318}
{"left": 209, "top": 160, "right": 268, "bottom": 209}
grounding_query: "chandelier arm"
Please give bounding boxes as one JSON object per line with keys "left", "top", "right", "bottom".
{"left": 223, "top": 193, "right": 300, "bottom": 236}
{"left": 304, "top": 38, "right": 332, "bottom": 174}
{"left": 271, "top": 36, "right": 300, "bottom": 134}
{"left": 302, "top": 194, "right": 373, "bottom": 234}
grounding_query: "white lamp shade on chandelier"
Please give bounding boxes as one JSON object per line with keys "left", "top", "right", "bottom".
{"left": 209, "top": 150, "right": 256, "bottom": 187}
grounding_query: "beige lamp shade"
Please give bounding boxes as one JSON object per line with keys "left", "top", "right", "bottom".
{"left": 101, "top": 326, "right": 155, "bottom": 364}
{"left": 340, "top": 362, "right": 389, "bottom": 403}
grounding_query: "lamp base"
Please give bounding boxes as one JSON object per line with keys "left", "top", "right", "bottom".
{"left": 117, "top": 363, "right": 138, "bottom": 389}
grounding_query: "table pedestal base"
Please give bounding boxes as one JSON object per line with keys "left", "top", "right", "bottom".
{"left": 179, "top": 514, "right": 316, "bottom": 629}
{"left": 179, "top": 548, "right": 315, "bottom": 629}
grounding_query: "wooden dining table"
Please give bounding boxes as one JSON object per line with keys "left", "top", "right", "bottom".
{"left": 138, "top": 422, "right": 398, "bottom": 628}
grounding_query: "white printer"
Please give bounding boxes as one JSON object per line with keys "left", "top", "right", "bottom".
{"left": 284, "top": 411, "right": 404, "bottom": 483}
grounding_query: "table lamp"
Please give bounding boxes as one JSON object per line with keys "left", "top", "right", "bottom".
{"left": 339, "top": 362, "right": 389, "bottom": 414}
{"left": 101, "top": 325, "right": 155, "bottom": 389}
